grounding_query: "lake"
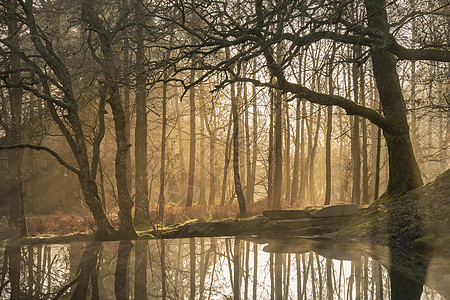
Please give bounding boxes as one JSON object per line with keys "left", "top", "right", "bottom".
{"left": 0, "top": 237, "right": 448, "bottom": 299}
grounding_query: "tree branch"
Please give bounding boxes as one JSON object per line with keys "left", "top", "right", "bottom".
{"left": 388, "top": 42, "right": 450, "bottom": 62}
{"left": 279, "top": 79, "right": 390, "bottom": 131}
{"left": 0, "top": 144, "right": 80, "bottom": 175}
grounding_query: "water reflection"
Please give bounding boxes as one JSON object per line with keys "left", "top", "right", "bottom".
{"left": 0, "top": 238, "right": 447, "bottom": 299}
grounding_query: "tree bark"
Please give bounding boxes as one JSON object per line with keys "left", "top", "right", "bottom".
{"left": 309, "top": 105, "right": 321, "bottom": 204}
{"left": 290, "top": 98, "right": 301, "bottom": 206}
{"left": 351, "top": 45, "right": 361, "bottom": 205}
{"left": 272, "top": 87, "right": 282, "bottom": 209}
{"left": 158, "top": 76, "right": 168, "bottom": 222}
{"left": 221, "top": 112, "right": 233, "bottom": 206}
{"left": 199, "top": 101, "right": 206, "bottom": 206}
{"left": 267, "top": 85, "right": 274, "bottom": 209}
{"left": 186, "top": 69, "right": 196, "bottom": 207}
{"left": 364, "top": 0, "right": 423, "bottom": 195}
{"left": 298, "top": 100, "right": 307, "bottom": 204}
{"left": 5, "top": 0, "right": 27, "bottom": 235}
{"left": 231, "top": 81, "right": 247, "bottom": 216}
{"left": 208, "top": 111, "right": 217, "bottom": 206}
{"left": 245, "top": 81, "right": 252, "bottom": 204}
{"left": 361, "top": 65, "right": 369, "bottom": 204}
{"left": 134, "top": 20, "right": 149, "bottom": 225}
{"left": 324, "top": 105, "right": 333, "bottom": 206}
{"left": 284, "top": 102, "right": 291, "bottom": 205}
{"left": 324, "top": 42, "right": 336, "bottom": 205}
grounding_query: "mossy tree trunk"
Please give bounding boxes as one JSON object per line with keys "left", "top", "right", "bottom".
{"left": 364, "top": 0, "right": 423, "bottom": 196}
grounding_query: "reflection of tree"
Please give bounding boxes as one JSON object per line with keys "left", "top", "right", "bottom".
{"left": 53, "top": 243, "right": 101, "bottom": 299}
{"left": 160, "top": 239, "right": 166, "bottom": 300}
{"left": 253, "top": 243, "right": 258, "bottom": 300}
{"left": 6, "top": 246, "right": 20, "bottom": 299}
{"left": 0, "top": 250, "right": 9, "bottom": 294}
{"left": 0, "top": 238, "right": 443, "bottom": 299}
{"left": 199, "top": 238, "right": 214, "bottom": 299}
{"left": 389, "top": 248, "right": 429, "bottom": 300}
{"left": 135, "top": 240, "right": 147, "bottom": 299}
{"left": 173, "top": 239, "right": 183, "bottom": 298}
{"left": 189, "top": 238, "right": 196, "bottom": 300}
{"left": 114, "top": 241, "right": 133, "bottom": 300}
{"left": 233, "top": 237, "right": 240, "bottom": 300}
{"left": 274, "top": 253, "right": 282, "bottom": 300}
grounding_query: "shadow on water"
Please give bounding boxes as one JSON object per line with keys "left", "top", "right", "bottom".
{"left": 0, "top": 237, "right": 447, "bottom": 299}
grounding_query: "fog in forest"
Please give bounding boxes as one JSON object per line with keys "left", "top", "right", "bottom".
{"left": 0, "top": 0, "right": 449, "bottom": 298}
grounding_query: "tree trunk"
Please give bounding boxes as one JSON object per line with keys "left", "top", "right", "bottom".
{"left": 158, "top": 77, "right": 168, "bottom": 223}
{"left": 325, "top": 41, "right": 336, "bottom": 206}
{"left": 267, "top": 86, "right": 274, "bottom": 209}
{"left": 364, "top": 0, "right": 423, "bottom": 195}
{"left": 5, "top": 0, "right": 27, "bottom": 235}
{"left": 246, "top": 78, "right": 258, "bottom": 203}
{"left": 361, "top": 65, "right": 369, "bottom": 204}
{"left": 107, "top": 87, "right": 137, "bottom": 238}
{"left": 231, "top": 81, "right": 247, "bottom": 216}
{"left": 186, "top": 69, "right": 196, "bottom": 207}
{"left": 272, "top": 88, "right": 283, "bottom": 209}
{"left": 309, "top": 106, "right": 321, "bottom": 205}
{"left": 174, "top": 95, "right": 188, "bottom": 203}
{"left": 245, "top": 81, "right": 253, "bottom": 204}
{"left": 374, "top": 126, "right": 382, "bottom": 200}
{"left": 351, "top": 45, "right": 361, "bottom": 205}
{"left": 209, "top": 124, "right": 217, "bottom": 206}
{"left": 199, "top": 102, "right": 206, "bottom": 206}
{"left": 298, "top": 100, "right": 307, "bottom": 204}
{"left": 290, "top": 98, "right": 301, "bottom": 206}
{"left": 134, "top": 21, "right": 149, "bottom": 225}
{"left": 284, "top": 102, "right": 291, "bottom": 205}
{"left": 123, "top": 38, "right": 132, "bottom": 199}
{"left": 250, "top": 81, "right": 258, "bottom": 204}
{"left": 221, "top": 112, "right": 233, "bottom": 206}
{"left": 324, "top": 105, "right": 332, "bottom": 206}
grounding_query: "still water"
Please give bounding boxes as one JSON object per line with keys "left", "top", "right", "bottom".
{"left": 0, "top": 237, "right": 448, "bottom": 299}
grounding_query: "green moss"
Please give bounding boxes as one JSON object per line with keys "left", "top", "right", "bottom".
{"left": 336, "top": 170, "right": 450, "bottom": 251}
{"left": 2, "top": 233, "right": 92, "bottom": 246}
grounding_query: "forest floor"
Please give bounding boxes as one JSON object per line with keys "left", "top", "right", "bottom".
{"left": 1, "top": 169, "right": 449, "bottom": 252}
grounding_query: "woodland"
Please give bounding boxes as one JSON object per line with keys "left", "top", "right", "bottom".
{"left": 0, "top": 0, "right": 449, "bottom": 244}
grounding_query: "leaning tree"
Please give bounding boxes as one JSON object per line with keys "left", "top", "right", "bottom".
{"left": 158, "top": 0, "right": 449, "bottom": 200}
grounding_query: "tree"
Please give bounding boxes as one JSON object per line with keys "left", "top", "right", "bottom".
{"left": 1, "top": 0, "right": 27, "bottom": 235}
{"left": 161, "top": 0, "right": 449, "bottom": 201}
{"left": 0, "top": 0, "right": 118, "bottom": 238}
{"left": 134, "top": 5, "right": 150, "bottom": 225}
{"left": 81, "top": 0, "right": 137, "bottom": 238}
{"left": 0, "top": 0, "right": 165, "bottom": 239}
{"left": 186, "top": 68, "right": 196, "bottom": 208}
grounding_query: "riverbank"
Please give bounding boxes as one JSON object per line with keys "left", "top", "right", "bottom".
{"left": 335, "top": 169, "right": 450, "bottom": 252}
{"left": 3, "top": 169, "right": 449, "bottom": 253}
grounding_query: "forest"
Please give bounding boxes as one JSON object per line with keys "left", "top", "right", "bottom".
{"left": 0, "top": 0, "right": 449, "bottom": 299}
